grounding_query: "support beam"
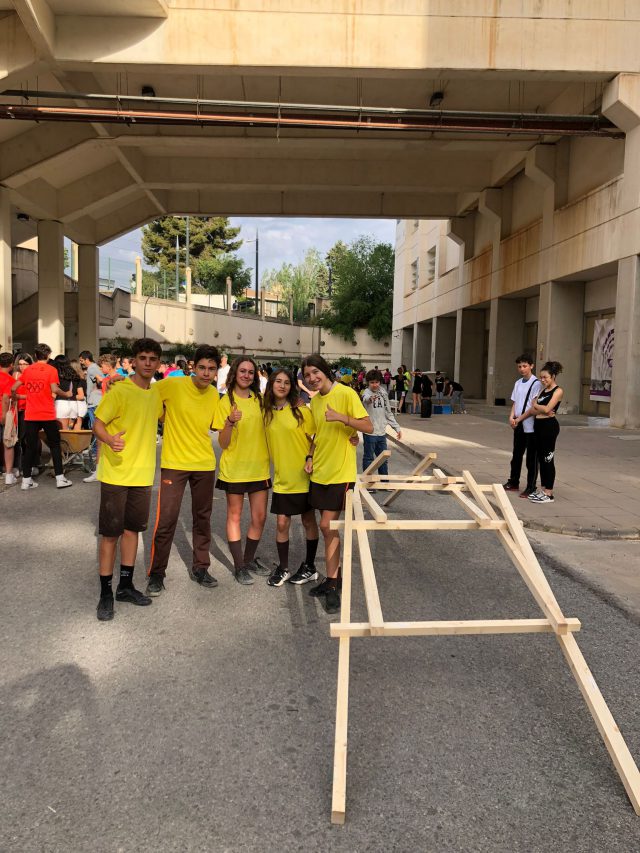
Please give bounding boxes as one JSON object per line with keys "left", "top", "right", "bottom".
{"left": 77, "top": 244, "right": 99, "bottom": 356}
{"left": 37, "top": 219, "right": 65, "bottom": 355}
{"left": 382, "top": 452, "right": 436, "bottom": 506}
{"left": 0, "top": 188, "right": 11, "bottom": 352}
{"left": 331, "top": 618, "right": 582, "bottom": 639}
{"left": 352, "top": 488, "right": 384, "bottom": 634}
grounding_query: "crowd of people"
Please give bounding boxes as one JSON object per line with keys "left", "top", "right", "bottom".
{"left": 1, "top": 341, "right": 563, "bottom": 623}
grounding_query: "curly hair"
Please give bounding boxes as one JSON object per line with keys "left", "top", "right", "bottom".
{"left": 541, "top": 360, "right": 563, "bottom": 377}
{"left": 226, "top": 356, "right": 263, "bottom": 409}
{"left": 263, "top": 368, "right": 304, "bottom": 427}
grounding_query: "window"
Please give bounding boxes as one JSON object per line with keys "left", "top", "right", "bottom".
{"left": 426, "top": 247, "right": 437, "bottom": 283}
{"left": 410, "top": 258, "right": 419, "bottom": 289}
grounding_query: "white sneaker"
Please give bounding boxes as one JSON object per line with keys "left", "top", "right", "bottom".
{"left": 4, "top": 473, "right": 17, "bottom": 486}
{"left": 56, "top": 476, "right": 73, "bottom": 489}
{"left": 21, "top": 478, "right": 38, "bottom": 491}
{"left": 83, "top": 471, "right": 98, "bottom": 483}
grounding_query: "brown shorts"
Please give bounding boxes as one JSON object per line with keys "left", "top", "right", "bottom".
{"left": 215, "top": 478, "right": 272, "bottom": 495}
{"left": 98, "top": 482, "right": 152, "bottom": 538}
{"left": 309, "top": 481, "right": 355, "bottom": 512}
{"left": 270, "top": 491, "right": 312, "bottom": 517}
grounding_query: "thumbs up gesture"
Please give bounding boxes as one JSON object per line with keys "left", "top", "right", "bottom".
{"left": 324, "top": 405, "right": 344, "bottom": 424}
{"left": 109, "top": 430, "right": 126, "bottom": 452}
{"left": 228, "top": 402, "right": 242, "bottom": 424}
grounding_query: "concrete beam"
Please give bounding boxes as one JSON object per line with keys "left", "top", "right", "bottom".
{"left": 93, "top": 195, "right": 164, "bottom": 245}
{"left": 58, "top": 162, "right": 138, "bottom": 221}
{"left": 0, "top": 13, "right": 40, "bottom": 88}
{"left": 0, "top": 124, "right": 98, "bottom": 184}
{"left": 13, "top": 0, "right": 55, "bottom": 59}
{"left": 603, "top": 73, "right": 640, "bottom": 132}
{"left": 611, "top": 255, "right": 640, "bottom": 428}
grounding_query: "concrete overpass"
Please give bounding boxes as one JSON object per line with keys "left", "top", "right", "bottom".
{"left": 1, "top": 1, "right": 640, "bottom": 423}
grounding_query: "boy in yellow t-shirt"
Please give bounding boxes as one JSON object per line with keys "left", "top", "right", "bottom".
{"left": 92, "top": 338, "right": 163, "bottom": 621}
{"left": 146, "top": 345, "right": 221, "bottom": 597}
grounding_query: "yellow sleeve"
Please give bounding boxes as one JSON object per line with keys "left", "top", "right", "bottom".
{"left": 209, "top": 387, "right": 221, "bottom": 429}
{"left": 348, "top": 387, "right": 368, "bottom": 420}
{"left": 212, "top": 393, "right": 230, "bottom": 430}
{"left": 94, "top": 384, "right": 121, "bottom": 425}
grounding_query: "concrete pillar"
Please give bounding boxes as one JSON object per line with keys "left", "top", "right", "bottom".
{"left": 226, "top": 276, "right": 233, "bottom": 315}
{"left": 37, "top": 220, "right": 65, "bottom": 355}
{"left": 135, "top": 256, "right": 143, "bottom": 297}
{"left": 185, "top": 266, "right": 192, "bottom": 304}
{"left": 0, "top": 188, "right": 11, "bottom": 352}
{"left": 537, "top": 281, "right": 584, "bottom": 414}
{"left": 487, "top": 298, "right": 526, "bottom": 404}
{"left": 431, "top": 315, "right": 456, "bottom": 376}
{"left": 603, "top": 74, "right": 640, "bottom": 213}
{"left": 479, "top": 188, "right": 507, "bottom": 403}
{"left": 400, "top": 326, "right": 414, "bottom": 368}
{"left": 415, "top": 321, "right": 431, "bottom": 371}
{"left": 457, "top": 308, "right": 486, "bottom": 398}
{"left": 289, "top": 295, "right": 294, "bottom": 325}
{"left": 77, "top": 244, "right": 99, "bottom": 356}
{"left": 260, "top": 289, "right": 266, "bottom": 318}
{"left": 611, "top": 256, "right": 640, "bottom": 427}
{"left": 70, "top": 241, "right": 78, "bottom": 281}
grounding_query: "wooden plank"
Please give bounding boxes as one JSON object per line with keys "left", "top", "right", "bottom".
{"left": 330, "top": 491, "right": 354, "bottom": 825}
{"left": 330, "top": 519, "right": 508, "bottom": 531}
{"left": 362, "top": 449, "right": 391, "bottom": 476}
{"left": 382, "top": 451, "right": 437, "bottom": 506}
{"left": 462, "top": 470, "right": 499, "bottom": 520}
{"left": 449, "top": 486, "right": 490, "bottom": 521}
{"left": 557, "top": 633, "right": 640, "bottom": 815}
{"left": 352, "top": 488, "right": 385, "bottom": 634}
{"left": 331, "top": 617, "right": 582, "bottom": 638}
{"left": 358, "top": 487, "right": 388, "bottom": 524}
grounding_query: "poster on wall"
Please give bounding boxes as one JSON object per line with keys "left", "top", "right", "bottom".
{"left": 590, "top": 318, "right": 614, "bottom": 402}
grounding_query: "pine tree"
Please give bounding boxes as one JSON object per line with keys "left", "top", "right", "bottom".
{"left": 141, "top": 216, "right": 242, "bottom": 273}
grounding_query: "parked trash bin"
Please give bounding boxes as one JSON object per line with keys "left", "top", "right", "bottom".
{"left": 420, "top": 397, "right": 432, "bottom": 419}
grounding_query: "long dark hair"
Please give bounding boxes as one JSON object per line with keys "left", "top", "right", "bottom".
{"left": 300, "top": 353, "right": 333, "bottom": 380}
{"left": 263, "top": 368, "right": 304, "bottom": 427}
{"left": 226, "top": 356, "right": 263, "bottom": 409}
{"left": 53, "top": 355, "right": 78, "bottom": 383}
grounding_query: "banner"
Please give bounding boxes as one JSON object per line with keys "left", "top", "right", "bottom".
{"left": 590, "top": 318, "right": 614, "bottom": 402}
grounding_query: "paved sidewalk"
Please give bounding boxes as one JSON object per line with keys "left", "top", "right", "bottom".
{"left": 390, "top": 402, "right": 640, "bottom": 539}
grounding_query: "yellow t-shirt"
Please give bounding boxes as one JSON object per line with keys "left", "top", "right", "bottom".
{"left": 265, "top": 405, "right": 315, "bottom": 494}
{"left": 212, "top": 393, "right": 270, "bottom": 483}
{"left": 156, "top": 377, "right": 219, "bottom": 471}
{"left": 95, "top": 378, "right": 162, "bottom": 487}
{"left": 310, "top": 383, "right": 368, "bottom": 485}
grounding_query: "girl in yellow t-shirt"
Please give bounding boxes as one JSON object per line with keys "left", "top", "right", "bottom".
{"left": 213, "top": 357, "right": 271, "bottom": 585}
{"left": 263, "top": 368, "right": 320, "bottom": 588}
{"left": 301, "top": 354, "right": 373, "bottom": 614}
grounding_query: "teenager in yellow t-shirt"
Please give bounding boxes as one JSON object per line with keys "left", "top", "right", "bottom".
{"left": 212, "top": 357, "right": 271, "bottom": 585}
{"left": 302, "top": 354, "right": 373, "bottom": 613}
{"left": 263, "top": 368, "right": 320, "bottom": 588}
{"left": 146, "top": 345, "right": 221, "bottom": 598}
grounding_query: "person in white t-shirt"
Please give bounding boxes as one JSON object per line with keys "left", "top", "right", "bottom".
{"left": 216, "top": 353, "right": 230, "bottom": 395}
{"left": 503, "top": 354, "right": 541, "bottom": 498}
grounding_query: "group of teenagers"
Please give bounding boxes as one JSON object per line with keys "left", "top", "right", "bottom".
{"left": 89, "top": 338, "right": 401, "bottom": 623}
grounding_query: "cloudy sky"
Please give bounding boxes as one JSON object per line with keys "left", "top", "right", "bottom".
{"left": 99, "top": 216, "right": 397, "bottom": 285}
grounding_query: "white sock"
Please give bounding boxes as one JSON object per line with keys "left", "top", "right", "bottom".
{"left": 22, "top": 477, "right": 33, "bottom": 485}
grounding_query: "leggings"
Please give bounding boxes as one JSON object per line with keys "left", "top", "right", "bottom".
{"left": 534, "top": 417, "right": 560, "bottom": 491}
{"left": 23, "top": 420, "right": 63, "bottom": 477}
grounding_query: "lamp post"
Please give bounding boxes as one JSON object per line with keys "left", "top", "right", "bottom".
{"left": 143, "top": 294, "right": 152, "bottom": 338}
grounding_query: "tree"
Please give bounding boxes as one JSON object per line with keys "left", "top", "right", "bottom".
{"left": 194, "top": 253, "right": 252, "bottom": 297}
{"left": 317, "top": 236, "right": 394, "bottom": 342}
{"left": 141, "top": 216, "right": 242, "bottom": 274}
{"left": 261, "top": 248, "right": 327, "bottom": 320}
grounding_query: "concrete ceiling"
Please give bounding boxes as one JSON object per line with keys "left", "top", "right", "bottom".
{"left": 0, "top": 1, "right": 636, "bottom": 245}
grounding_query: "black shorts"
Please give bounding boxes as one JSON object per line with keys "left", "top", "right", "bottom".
{"left": 309, "top": 481, "right": 355, "bottom": 512}
{"left": 98, "top": 483, "right": 152, "bottom": 538}
{"left": 270, "top": 491, "right": 312, "bottom": 516}
{"left": 215, "top": 478, "right": 272, "bottom": 495}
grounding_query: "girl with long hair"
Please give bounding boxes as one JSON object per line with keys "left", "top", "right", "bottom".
{"left": 53, "top": 355, "right": 82, "bottom": 429}
{"left": 301, "top": 354, "right": 373, "bottom": 613}
{"left": 213, "top": 357, "right": 272, "bottom": 584}
{"left": 263, "top": 368, "right": 320, "bottom": 587}
{"left": 70, "top": 359, "right": 88, "bottom": 430}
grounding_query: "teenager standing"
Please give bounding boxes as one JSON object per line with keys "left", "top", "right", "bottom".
{"left": 212, "top": 357, "right": 271, "bottom": 585}
{"left": 262, "top": 368, "right": 320, "bottom": 587}
{"left": 521, "top": 361, "right": 564, "bottom": 504}
{"left": 503, "top": 354, "right": 542, "bottom": 498}
{"left": 301, "top": 354, "right": 373, "bottom": 614}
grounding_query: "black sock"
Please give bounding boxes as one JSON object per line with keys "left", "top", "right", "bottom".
{"left": 305, "top": 537, "right": 319, "bottom": 567}
{"left": 100, "top": 575, "right": 113, "bottom": 596}
{"left": 276, "top": 540, "right": 289, "bottom": 570}
{"left": 119, "top": 564, "right": 134, "bottom": 589}
{"left": 228, "top": 539, "right": 244, "bottom": 570}
{"left": 243, "top": 536, "right": 260, "bottom": 565}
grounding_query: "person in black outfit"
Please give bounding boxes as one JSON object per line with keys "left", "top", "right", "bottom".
{"left": 504, "top": 354, "right": 541, "bottom": 498}
{"left": 434, "top": 371, "right": 445, "bottom": 400}
{"left": 517, "top": 361, "right": 563, "bottom": 504}
{"left": 394, "top": 367, "right": 406, "bottom": 410}
{"left": 421, "top": 372, "right": 433, "bottom": 399}
{"left": 411, "top": 369, "right": 423, "bottom": 415}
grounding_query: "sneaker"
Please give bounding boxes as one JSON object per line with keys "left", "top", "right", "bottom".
{"left": 267, "top": 565, "right": 291, "bottom": 587}
{"left": 288, "top": 562, "right": 319, "bottom": 585}
{"left": 31, "top": 467, "right": 40, "bottom": 477}
{"left": 190, "top": 568, "right": 218, "bottom": 588}
{"left": 4, "top": 473, "right": 17, "bottom": 486}
{"left": 116, "top": 586, "right": 152, "bottom": 606}
{"left": 56, "top": 476, "right": 73, "bottom": 489}
{"left": 530, "top": 492, "right": 554, "bottom": 503}
{"left": 520, "top": 487, "right": 536, "bottom": 498}
{"left": 21, "top": 479, "right": 38, "bottom": 491}
{"left": 83, "top": 471, "right": 98, "bottom": 483}
{"left": 246, "top": 558, "right": 270, "bottom": 577}
{"left": 235, "top": 566, "right": 254, "bottom": 585}
{"left": 503, "top": 482, "right": 519, "bottom": 492}
{"left": 96, "top": 594, "right": 114, "bottom": 621}
{"left": 325, "top": 588, "right": 340, "bottom": 614}
{"left": 309, "top": 577, "right": 337, "bottom": 597}
{"left": 527, "top": 490, "right": 546, "bottom": 501}
{"left": 146, "top": 576, "right": 165, "bottom": 596}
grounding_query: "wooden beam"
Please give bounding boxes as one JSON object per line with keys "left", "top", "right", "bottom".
{"left": 352, "top": 488, "right": 384, "bottom": 634}
{"left": 331, "top": 618, "right": 582, "bottom": 638}
{"left": 462, "top": 470, "right": 499, "bottom": 520}
{"left": 358, "top": 487, "right": 388, "bottom": 523}
{"left": 362, "top": 449, "right": 391, "bottom": 476}
{"left": 362, "top": 474, "right": 466, "bottom": 483}
{"left": 330, "top": 519, "right": 508, "bottom": 531}
{"left": 449, "top": 486, "right": 490, "bottom": 521}
{"left": 382, "top": 451, "right": 437, "bottom": 506}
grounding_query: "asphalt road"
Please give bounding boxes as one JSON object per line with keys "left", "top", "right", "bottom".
{"left": 1, "top": 447, "right": 639, "bottom": 852}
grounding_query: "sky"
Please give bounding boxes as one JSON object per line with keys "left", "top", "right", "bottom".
{"left": 99, "top": 216, "right": 397, "bottom": 287}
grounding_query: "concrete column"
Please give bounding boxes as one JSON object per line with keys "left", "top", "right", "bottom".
{"left": 37, "top": 220, "right": 65, "bottom": 354}
{"left": 487, "top": 298, "right": 526, "bottom": 404}
{"left": 289, "top": 295, "right": 294, "bottom": 325}
{"left": 135, "top": 256, "right": 143, "bottom": 297}
{"left": 457, "top": 308, "right": 486, "bottom": 398}
{"left": 260, "top": 289, "right": 266, "bottom": 318}
{"left": 537, "top": 281, "right": 584, "bottom": 414}
{"left": 415, "top": 321, "right": 431, "bottom": 371}
{"left": 77, "top": 244, "right": 99, "bottom": 356}
{"left": 603, "top": 74, "right": 640, "bottom": 213}
{"left": 185, "top": 266, "right": 192, "bottom": 304}
{"left": 400, "top": 325, "right": 414, "bottom": 368}
{"left": 0, "top": 188, "right": 11, "bottom": 352}
{"left": 70, "top": 241, "right": 78, "bottom": 281}
{"left": 479, "top": 189, "right": 507, "bottom": 403}
{"left": 611, "top": 256, "right": 640, "bottom": 427}
{"left": 226, "top": 276, "right": 233, "bottom": 314}
{"left": 431, "top": 315, "right": 456, "bottom": 376}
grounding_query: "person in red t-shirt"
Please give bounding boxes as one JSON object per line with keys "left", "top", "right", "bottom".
{"left": 0, "top": 352, "right": 18, "bottom": 485}
{"left": 12, "top": 343, "right": 74, "bottom": 491}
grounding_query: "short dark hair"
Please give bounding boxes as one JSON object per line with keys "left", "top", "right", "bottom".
{"left": 131, "top": 338, "right": 162, "bottom": 358}
{"left": 194, "top": 344, "right": 220, "bottom": 366}
{"left": 301, "top": 353, "right": 332, "bottom": 379}
{"left": 79, "top": 350, "right": 94, "bottom": 361}
{"left": 515, "top": 353, "right": 534, "bottom": 365}
{"left": 366, "top": 369, "right": 383, "bottom": 383}
{"left": 0, "top": 352, "right": 14, "bottom": 368}
{"left": 541, "top": 360, "right": 563, "bottom": 376}
{"left": 34, "top": 343, "right": 52, "bottom": 362}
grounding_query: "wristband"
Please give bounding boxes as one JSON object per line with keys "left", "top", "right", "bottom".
{"left": 305, "top": 454, "right": 313, "bottom": 460}
{"left": 225, "top": 418, "right": 235, "bottom": 428}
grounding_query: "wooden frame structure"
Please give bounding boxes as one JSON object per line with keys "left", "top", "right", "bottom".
{"left": 329, "top": 450, "right": 640, "bottom": 824}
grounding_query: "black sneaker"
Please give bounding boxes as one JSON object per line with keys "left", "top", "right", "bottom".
{"left": 146, "top": 576, "right": 165, "bottom": 597}
{"left": 190, "top": 568, "right": 218, "bottom": 588}
{"left": 267, "top": 565, "right": 291, "bottom": 587}
{"left": 288, "top": 562, "right": 319, "bottom": 585}
{"left": 309, "top": 578, "right": 335, "bottom": 597}
{"left": 97, "top": 594, "right": 114, "bottom": 621}
{"left": 503, "top": 481, "right": 520, "bottom": 492}
{"left": 325, "top": 588, "right": 340, "bottom": 614}
{"left": 235, "top": 566, "right": 254, "bottom": 585}
{"left": 247, "top": 558, "right": 270, "bottom": 577}
{"left": 115, "top": 586, "right": 152, "bottom": 606}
